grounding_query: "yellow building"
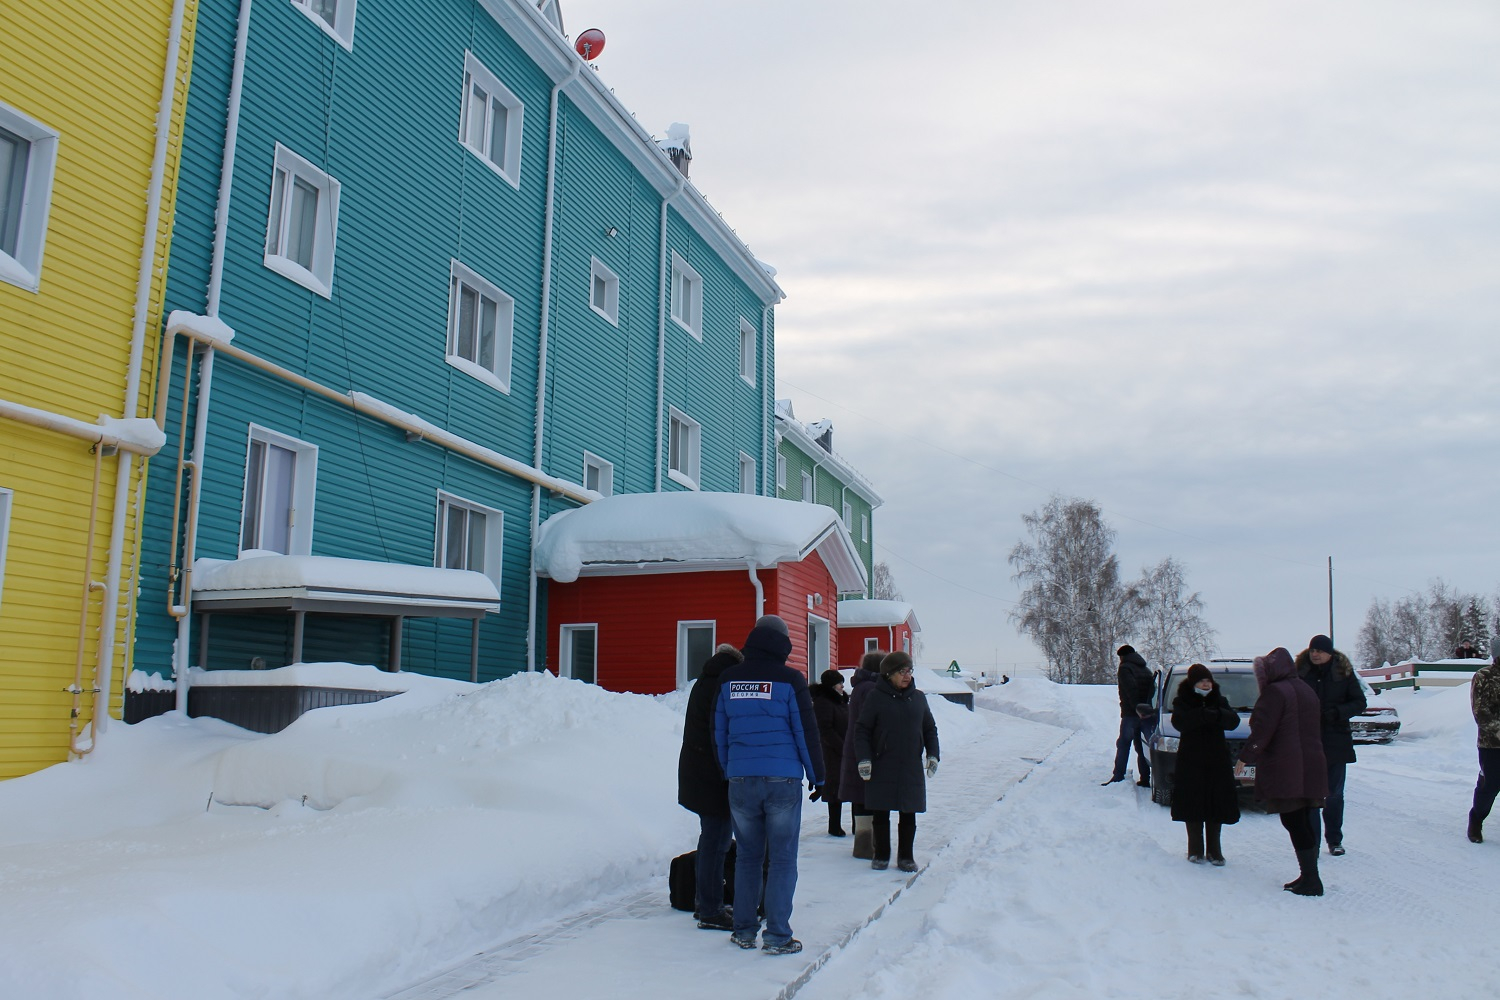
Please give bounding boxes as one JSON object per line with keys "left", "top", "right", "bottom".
{"left": 0, "top": 1, "right": 198, "bottom": 778}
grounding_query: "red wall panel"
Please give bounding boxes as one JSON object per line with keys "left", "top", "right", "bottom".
{"left": 836, "top": 623, "right": 913, "bottom": 666}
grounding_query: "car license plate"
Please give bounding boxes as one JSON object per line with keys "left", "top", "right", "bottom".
{"left": 1238, "top": 765, "right": 1255, "bottom": 781}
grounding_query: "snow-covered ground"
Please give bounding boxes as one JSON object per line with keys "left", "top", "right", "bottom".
{"left": 0, "top": 668, "right": 1492, "bottom": 999}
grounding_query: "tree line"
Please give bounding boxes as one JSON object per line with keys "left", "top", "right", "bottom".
{"left": 1356, "top": 580, "right": 1497, "bottom": 667}
{"left": 1007, "top": 496, "right": 1215, "bottom": 684}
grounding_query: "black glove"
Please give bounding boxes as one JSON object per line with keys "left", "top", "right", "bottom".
{"left": 808, "top": 781, "right": 822, "bottom": 802}
{"left": 1322, "top": 707, "right": 1340, "bottom": 725}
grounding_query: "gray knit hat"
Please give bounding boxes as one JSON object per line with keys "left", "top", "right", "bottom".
{"left": 753, "top": 614, "right": 789, "bottom": 637}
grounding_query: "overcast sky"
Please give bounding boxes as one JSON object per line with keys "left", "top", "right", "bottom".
{"left": 562, "top": 0, "right": 1500, "bottom": 673}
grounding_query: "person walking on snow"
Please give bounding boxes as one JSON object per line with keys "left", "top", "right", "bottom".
{"left": 714, "top": 615, "right": 823, "bottom": 955}
{"left": 1236, "top": 647, "right": 1329, "bottom": 896}
{"left": 1467, "top": 637, "right": 1500, "bottom": 843}
{"left": 1168, "top": 663, "right": 1240, "bottom": 865}
{"left": 854, "top": 651, "right": 940, "bottom": 872}
{"left": 1295, "top": 634, "right": 1365, "bottom": 856}
{"left": 677, "top": 643, "right": 744, "bottom": 930}
{"left": 1104, "top": 645, "right": 1157, "bottom": 787}
{"left": 810, "top": 669, "right": 849, "bottom": 836}
{"left": 840, "top": 650, "right": 885, "bottom": 859}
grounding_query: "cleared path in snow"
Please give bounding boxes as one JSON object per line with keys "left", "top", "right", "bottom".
{"left": 796, "top": 683, "right": 1500, "bottom": 1000}
{"left": 381, "top": 703, "right": 1071, "bottom": 1000}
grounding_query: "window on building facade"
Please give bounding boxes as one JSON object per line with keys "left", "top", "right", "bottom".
{"left": 861, "top": 513, "right": 869, "bottom": 543}
{"left": 447, "top": 260, "right": 515, "bottom": 393}
{"left": 0, "top": 487, "right": 12, "bottom": 614}
{"left": 738, "top": 453, "right": 756, "bottom": 494}
{"left": 865, "top": 637, "right": 879, "bottom": 654}
{"left": 436, "top": 492, "right": 504, "bottom": 592}
{"left": 842, "top": 500, "right": 852, "bottom": 526}
{"left": 240, "top": 426, "right": 317, "bottom": 555}
{"left": 583, "top": 452, "right": 614, "bottom": 496}
{"left": 738, "top": 319, "right": 756, "bottom": 385}
{"left": 459, "top": 52, "right": 524, "bottom": 187}
{"left": 560, "top": 624, "right": 598, "bottom": 684}
{"left": 290, "top": 0, "right": 357, "bottom": 49}
{"left": 264, "top": 144, "right": 340, "bottom": 298}
{"left": 678, "top": 620, "right": 715, "bottom": 687}
{"left": 800, "top": 470, "right": 813, "bottom": 503}
{"left": 668, "top": 408, "right": 701, "bottom": 488}
{"left": 0, "top": 105, "right": 59, "bottom": 292}
{"left": 776, "top": 453, "right": 786, "bottom": 491}
{"left": 590, "top": 258, "right": 619, "bottom": 325}
{"left": 670, "top": 254, "right": 702, "bottom": 338}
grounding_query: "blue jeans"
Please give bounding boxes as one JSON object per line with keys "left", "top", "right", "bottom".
{"left": 1112, "top": 715, "right": 1153, "bottom": 781}
{"left": 728, "top": 776, "right": 802, "bottom": 946}
{"left": 694, "top": 813, "right": 734, "bottom": 920}
{"left": 1311, "top": 759, "right": 1348, "bottom": 847}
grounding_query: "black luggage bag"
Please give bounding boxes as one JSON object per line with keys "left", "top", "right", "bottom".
{"left": 668, "top": 841, "right": 737, "bottom": 912}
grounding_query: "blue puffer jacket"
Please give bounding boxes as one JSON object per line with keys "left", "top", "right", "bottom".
{"left": 714, "top": 624, "right": 824, "bottom": 784}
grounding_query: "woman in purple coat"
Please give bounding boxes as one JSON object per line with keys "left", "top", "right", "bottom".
{"left": 1236, "top": 647, "right": 1330, "bottom": 896}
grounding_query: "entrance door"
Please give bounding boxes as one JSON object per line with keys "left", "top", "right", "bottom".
{"left": 807, "top": 613, "right": 830, "bottom": 676}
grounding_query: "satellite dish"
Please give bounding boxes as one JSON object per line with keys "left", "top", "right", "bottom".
{"left": 576, "top": 28, "right": 606, "bottom": 60}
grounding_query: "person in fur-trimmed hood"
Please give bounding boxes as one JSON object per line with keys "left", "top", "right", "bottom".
{"left": 1295, "top": 635, "right": 1365, "bottom": 856}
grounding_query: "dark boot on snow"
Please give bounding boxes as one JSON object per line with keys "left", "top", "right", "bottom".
{"left": 1286, "top": 847, "right": 1323, "bottom": 896}
{"left": 1468, "top": 813, "right": 1484, "bottom": 844}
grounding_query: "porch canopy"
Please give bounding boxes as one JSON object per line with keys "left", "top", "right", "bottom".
{"left": 835, "top": 599, "right": 921, "bottom": 632}
{"left": 191, "top": 553, "right": 500, "bottom": 679}
{"left": 533, "top": 491, "right": 867, "bottom": 594}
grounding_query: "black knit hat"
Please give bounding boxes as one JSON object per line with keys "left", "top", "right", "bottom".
{"left": 880, "top": 651, "right": 914, "bottom": 678}
{"left": 1117, "top": 644, "right": 1136, "bottom": 658}
{"left": 820, "top": 669, "right": 845, "bottom": 690}
{"left": 1309, "top": 635, "right": 1334, "bottom": 654}
{"left": 1186, "top": 663, "right": 1213, "bottom": 685}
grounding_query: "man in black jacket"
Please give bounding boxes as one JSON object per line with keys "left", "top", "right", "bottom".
{"left": 1296, "top": 634, "right": 1366, "bottom": 855}
{"left": 677, "top": 644, "right": 744, "bottom": 930}
{"left": 1104, "top": 645, "right": 1157, "bottom": 787}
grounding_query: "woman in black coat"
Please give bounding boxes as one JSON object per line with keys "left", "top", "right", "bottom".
{"left": 810, "top": 669, "right": 849, "bottom": 836}
{"left": 677, "top": 644, "right": 743, "bottom": 926}
{"left": 854, "top": 651, "right": 939, "bottom": 872}
{"left": 1168, "top": 663, "right": 1241, "bottom": 865}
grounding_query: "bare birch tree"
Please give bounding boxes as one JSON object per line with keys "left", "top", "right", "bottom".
{"left": 1128, "top": 557, "right": 1217, "bottom": 668}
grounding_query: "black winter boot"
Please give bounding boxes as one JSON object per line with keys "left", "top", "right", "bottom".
{"left": 1287, "top": 848, "right": 1323, "bottom": 896}
{"left": 1468, "top": 813, "right": 1484, "bottom": 844}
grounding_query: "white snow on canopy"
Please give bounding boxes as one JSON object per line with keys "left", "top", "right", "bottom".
{"left": 165, "top": 309, "right": 236, "bottom": 347}
{"left": 193, "top": 553, "right": 499, "bottom": 607}
{"left": 837, "top": 599, "right": 921, "bottom": 632}
{"left": 535, "top": 491, "right": 866, "bottom": 593}
{"left": 186, "top": 662, "right": 473, "bottom": 692}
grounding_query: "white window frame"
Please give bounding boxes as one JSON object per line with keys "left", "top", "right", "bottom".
{"left": 670, "top": 253, "right": 703, "bottom": 339}
{"left": 435, "top": 490, "right": 505, "bottom": 593}
{"left": 0, "top": 103, "right": 60, "bottom": 292}
{"left": 290, "top": 0, "right": 357, "bottom": 50}
{"left": 239, "top": 425, "right": 318, "bottom": 556}
{"left": 861, "top": 513, "right": 869, "bottom": 543}
{"left": 800, "top": 470, "right": 813, "bottom": 504}
{"left": 582, "top": 451, "right": 614, "bottom": 497}
{"left": 776, "top": 452, "right": 786, "bottom": 491}
{"left": 446, "top": 259, "right": 515, "bottom": 394}
{"left": 676, "top": 620, "right": 716, "bottom": 689}
{"left": 864, "top": 637, "right": 879, "bottom": 654}
{"left": 738, "top": 318, "right": 756, "bottom": 386}
{"left": 560, "top": 623, "right": 599, "bottom": 684}
{"left": 0, "top": 487, "right": 12, "bottom": 615}
{"left": 459, "top": 51, "right": 524, "bottom": 188}
{"left": 738, "top": 452, "right": 756, "bottom": 495}
{"left": 263, "top": 143, "right": 340, "bottom": 298}
{"left": 807, "top": 613, "right": 831, "bottom": 675}
{"left": 589, "top": 257, "right": 619, "bottom": 326}
{"left": 842, "top": 500, "right": 852, "bottom": 526}
{"left": 903, "top": 633, "right": 911, "bottom": 654}
{"left": 667, "top": 407, "right": 701, "bottom": 490}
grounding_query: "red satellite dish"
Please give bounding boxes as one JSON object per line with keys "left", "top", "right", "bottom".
{"left": 576, "top": 29, "right": 606, "bottom": 60}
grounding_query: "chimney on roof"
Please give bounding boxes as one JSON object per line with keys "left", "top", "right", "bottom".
{"left": 659, "top": 122, "right": 692, "bottom": 178}
{"left": 809, "top": 419, "right": 833, "bottom": 453}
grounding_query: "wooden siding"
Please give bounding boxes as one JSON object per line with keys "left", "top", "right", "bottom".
{"left": 771, "top": 551, "right": 839, "bottom": 679}
{"left": 1, "top": 1, "right": 196, "bottom": 778}
{"left": 776, "top": 437, "right": 875, "bottom": 594}
{"left": 544, "top": 568, "right": 768, "bottom": 694}
{"left": 836, "top": 623, "right": 912, "bottom": 667}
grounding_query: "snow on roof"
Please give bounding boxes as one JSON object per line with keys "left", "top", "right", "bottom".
{"left": 534, "top": 491, "right": 866, "bottom": 593}
{"left": 773, "top": 408, "right": 882, "bottom": 507}
{"left": 193, "top": 553, "right": 500, "bottom": 607}
{"left": 837, "top": 599, "right": 921, "bottom": 632}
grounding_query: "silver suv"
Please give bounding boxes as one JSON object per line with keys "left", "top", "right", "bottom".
{"left": 1148, "top": 659, "right": 1259, "bottom": 807}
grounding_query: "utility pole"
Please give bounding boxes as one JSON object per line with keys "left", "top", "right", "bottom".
{"left": 1327, "top": 556, "right": 1335, "bottom": 645}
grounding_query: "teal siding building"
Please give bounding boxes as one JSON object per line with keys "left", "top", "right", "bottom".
{"left": 774, "top": 401, "right": 882, "bottom": 597}
{"left": 134, "top": 0, "right": 782, "bottom": 695}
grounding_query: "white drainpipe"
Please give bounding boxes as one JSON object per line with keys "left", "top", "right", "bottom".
{"left": 95, "top": 0, "right": 191, "bottom": 736}
{"left": 525, "top": 61, "right": 581, "bottom": 674}
{"left": 654, "top": 174, "right": 686, "bottom": 492}
{"left": 746, "top": 561, "right": 764, "bottom": 621}
{"left": 174, "top": 0, "right": 252, "bottom": 712}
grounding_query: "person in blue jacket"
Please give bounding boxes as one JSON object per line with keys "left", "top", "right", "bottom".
{"left": 714, "top": 615, "right": 824, "bottom": 956}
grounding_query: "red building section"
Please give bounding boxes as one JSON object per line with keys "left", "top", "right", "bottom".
{"left": 545, "top": 552, "right": 842, "bottom": 694}
{"left": 835, "top": 600, "right": 920, "bottom": 668}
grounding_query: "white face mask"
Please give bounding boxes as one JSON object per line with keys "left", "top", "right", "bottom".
{"left": 1194, "top": 686, "right": 1211, "bottom": 697}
